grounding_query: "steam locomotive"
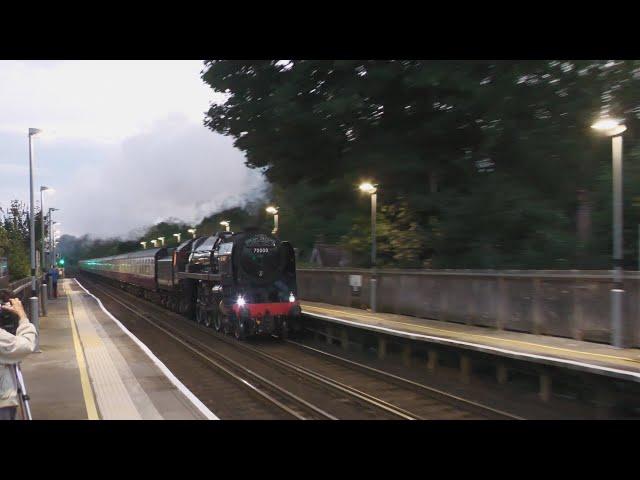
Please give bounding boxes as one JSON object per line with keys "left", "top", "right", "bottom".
{"left": 78, "top": 230, "right": 301, "bottom": 340}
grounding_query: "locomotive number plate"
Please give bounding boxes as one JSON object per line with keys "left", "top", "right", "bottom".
{"left": 253, "top": 247, "right": 270, "bottom": 254}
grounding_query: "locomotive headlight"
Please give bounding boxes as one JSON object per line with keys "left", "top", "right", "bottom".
{"left": 236, "top": 295, "right": 246, "bottom": 307}
{"left": 289, "top": 293, "right": 296, "bottom": 303}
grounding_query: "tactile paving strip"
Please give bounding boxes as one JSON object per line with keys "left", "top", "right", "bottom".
{"left": 64, "top": 281, "right": 142, "bottom": 420}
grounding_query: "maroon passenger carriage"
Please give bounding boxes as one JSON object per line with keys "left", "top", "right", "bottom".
{"left": 79, "top": 248, "right": 163, "bottom": 294}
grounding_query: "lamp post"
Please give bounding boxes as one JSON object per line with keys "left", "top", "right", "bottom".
{"left": 266, "top": 206, "right": 279, "bottom": 235}
{"left": 188, "top": 228, "right": 197, "bottom": 239}
{"left": 359, "top": 182, "right": 378, "bottom": 312}
{"left": 173, "top": 233, "right": 181, "bottom": 244}
{"left": 150, "top": 240, "right": 158, "bottom": 247}
{"left": 28, "top": 128, "right": 42, "bottom": 351}
{"left": 48, "top": 209, "right": 58, "bottom": 268}
{"left": 28, "top": 128, "right": 41, "bottom": 297}
{"left": 158, "top": 237, "right": 165, "bottom": 247}
{"left": 220, "top": 221, "right": 230, "bottom": 232}
{"left": 39, "top": 186, "right": 51, "bottom": 272}
{"left": 592, "top": 117, "right": 627, "bottom": 348}
{"left": 53, "top": 228, "right": 61, "bottom": 265}
{"left": 140, "top": 241, "right": 147, "bottom": 249}
{"left": 50, "top": 216, "right": 59, "bottom": 268}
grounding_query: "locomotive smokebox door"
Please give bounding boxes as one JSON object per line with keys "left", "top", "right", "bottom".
{"left": 349, "top": 274, "right": 362, "bottom": 308}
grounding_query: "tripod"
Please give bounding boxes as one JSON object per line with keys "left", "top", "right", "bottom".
{"left": 12, "top": 364, "right": 32, "bottom": 420}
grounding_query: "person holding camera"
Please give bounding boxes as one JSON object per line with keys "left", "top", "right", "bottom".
{"left": 0, "top": 298, "right": 37, "bottom": 420}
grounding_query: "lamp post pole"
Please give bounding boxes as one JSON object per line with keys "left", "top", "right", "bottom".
{"left": 591, "top": 117, "right": 627, "bottom": 348}
{"left": 370, "top": 191, "right": 377, "bottom": 312}
{"left": 611, "top": 134, "right": 624, "bottom": 348}
{"left": 359, "top": 182, "right": 378, "bottom": 312}
{"left": 266, "top": 206, "right": 279, "bottom": 236}
{"left": 40, "top": 186, "right": 50, "bottom": 272}
{"left": 48, "top": 212, "right": 53, "bottom": 268}
{"left": 48, "top": 209, "right": 58, "bottom": 268}
{"left": 28, "top": 128, "right": 41, "bottom": 351}
{"left": 371, "top": 192, "right": 377, "bottom": 269}
{"left": 28, "top": 130, "right": 39, "bottom": 296}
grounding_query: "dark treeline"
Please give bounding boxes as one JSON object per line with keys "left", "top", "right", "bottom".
{"left": 58, "top": 201, "right": 276, "bottom": 266}
{"left": 200, "top": 60, "right": 640, "bottom": 269}
{"left": 68, "top": 60, "right": 640, "bottom": 270}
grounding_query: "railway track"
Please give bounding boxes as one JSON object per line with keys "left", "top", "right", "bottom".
{"left": 78, "top": 274, "right": 520, "bottom": 420}
{"left": 78, "top": 277, "right": 336, "bottom": 420}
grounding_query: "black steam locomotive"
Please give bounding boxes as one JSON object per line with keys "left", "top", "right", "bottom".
{"left": 78, "top": 230, "right": 301, "bottom": 340}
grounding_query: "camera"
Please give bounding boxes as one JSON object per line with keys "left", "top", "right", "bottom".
{"left": 0, "top": 289, "right": 17, "bottom": 335}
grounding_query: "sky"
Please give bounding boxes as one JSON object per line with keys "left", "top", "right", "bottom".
{"left": 0, "top": 60, "right": 266, "bottom": 238}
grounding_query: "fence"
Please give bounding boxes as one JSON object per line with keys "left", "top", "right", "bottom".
{"left": 296, "top": 268, "right": 640, "bottom": 347}
{"left": 9, "top": 277, "right": 41, "bottom": 318}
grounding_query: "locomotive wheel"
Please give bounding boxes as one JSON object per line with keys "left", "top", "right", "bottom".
{"left": 279, "top": 320, "right": 289, "bottom": 341}
{"left": 212, "top": 309, "right": 222, "bottom": 332}
{"left": 223, "top": 318, "right": 231, "bottom": 335}
{"left": 196, "top": 305, "right": 206, "bottom": 324}
{"left": 170, "top": 297, "right": 178, "bottom": 312}
{"left": 234, "top": 319, "right": 246, "bottom": 341}
{"left": 203, "top": 309, "right": 213, "bottom": 328}
{"left": 179, "top": 298, "right": 191, "bottom": 315}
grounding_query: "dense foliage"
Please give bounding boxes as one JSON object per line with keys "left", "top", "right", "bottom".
{"left": 201, "top": 60, "right": 640, "bottom": 268}
{"left": 0, "top": 200, "right": 48, "bottom": 280}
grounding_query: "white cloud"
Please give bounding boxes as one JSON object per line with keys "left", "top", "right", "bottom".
{"left": 0, "top": 60, "right": 223, "bottom": 142}
{"left": 0, "top": 60, "right": 265, "bottom": 237}
{"left": 56, "top": 114, "right": 265, "bottom": 237}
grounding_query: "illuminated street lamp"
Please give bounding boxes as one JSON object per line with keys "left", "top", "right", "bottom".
{"left": 188, "top": 228, "right": 197, "bottom": 238}
{"left": 150, "top": 240, "right": 158, "bottom": 247}
{"left": 220, "top": 220, "right": 230, "bottom": 232}
{"left": 173, "top": 233, "right": 181, "bottom": 244}
{"left": 359, "top": 181, "right": 378, "bottom": 312}
{"left": 140, "top": 241, "right": 147, "bottom": 249}
{"left": 592, "top": 116, "right": 627, "bottom": 347}
{"left": 266, "top": 206, "right": 279, "bottom": 235}
{"left": 157, "top": 237, "right": 165, "bottom": 246}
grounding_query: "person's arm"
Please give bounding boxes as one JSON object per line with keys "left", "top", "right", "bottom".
{"left": 0, "top": 299, "right": 37, "bottom": 363}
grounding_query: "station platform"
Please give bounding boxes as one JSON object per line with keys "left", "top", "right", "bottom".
{"left": 20, "top": 278, "right": 217, "bottom": 420}
{"left": 301, "top": 301, "right": 640, "bottom": 383}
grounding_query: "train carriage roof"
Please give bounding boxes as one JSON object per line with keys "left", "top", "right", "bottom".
{"left": 81, "top": 248, "right": 165, "bottom": 263}
{"left": 125, "top": 248, "right": 165, "bottom": 259}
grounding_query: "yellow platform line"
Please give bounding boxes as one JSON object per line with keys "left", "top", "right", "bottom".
{"left": 302, "top": 304, "right": 640, "bottom": 366}
{"left": 65, "top": 283, "right": 100, "bottom": 420}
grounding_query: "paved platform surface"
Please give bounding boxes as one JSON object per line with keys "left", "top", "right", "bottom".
{"left": 301, "top": 301, "right": 640, "bottom": 382}
{"left": 21, "top": 278, "right": 215, "bottom": 420}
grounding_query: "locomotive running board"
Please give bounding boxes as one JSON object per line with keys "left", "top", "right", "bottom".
{"left": 177, "top": 272, "right": 222, "bottom": 281}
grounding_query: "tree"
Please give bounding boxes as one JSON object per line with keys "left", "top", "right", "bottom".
{"left": 0, "top": 200, "right": 31, "bottom": 279}
{"left": 202, "top": 60, "right": 640, "bottom": 268}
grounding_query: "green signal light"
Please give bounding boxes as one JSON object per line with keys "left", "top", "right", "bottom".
{"left": 58, "top": 258, "right": 65, "bottom": 265}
